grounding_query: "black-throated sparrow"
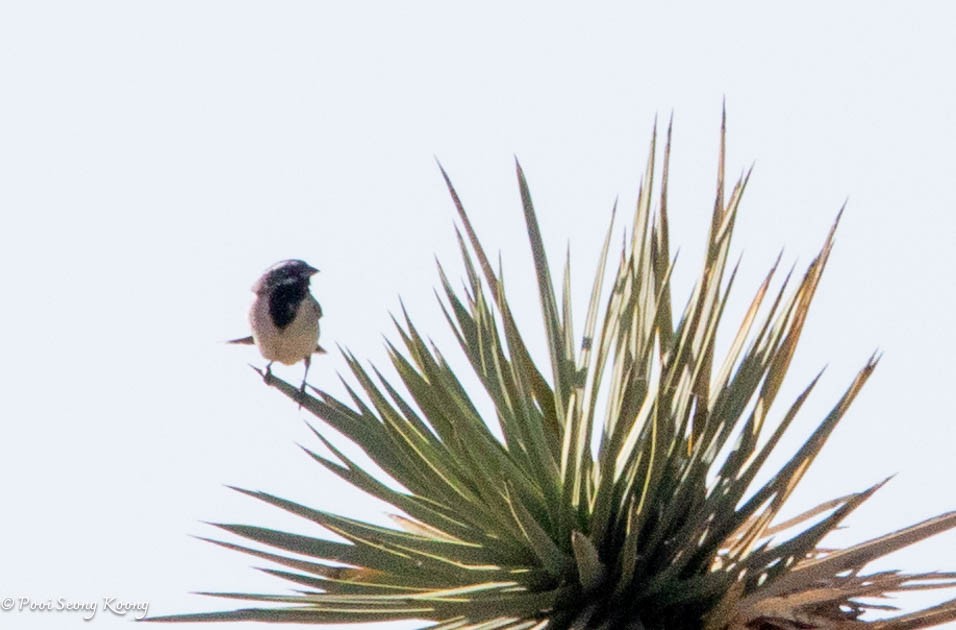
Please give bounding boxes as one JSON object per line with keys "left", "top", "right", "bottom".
{"left": 228, "top": 259, "right": 324, "bottom": 391}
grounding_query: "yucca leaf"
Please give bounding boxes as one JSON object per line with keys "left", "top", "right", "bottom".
{"left": 652, "top": 115, "right": 675, "bottom": 349}
{"left": 751, "top": 510, "right": 956, "bottom": 602}
{"left": 229, "top": 487, "right": 517, "bottom": 571}
{"left": 298, "top": 434, "right": 511, "bottom": 550}
{"left": 742, "top": 478, "right": 889, "bottom": 590}
{"left": 438, "top": 163, "right": 559, "bottom": 443}
{"left": 196, "top": 537, "right": 418, "bottom": 594}
{"left": 733, "top": 355, "right": 879, "bottom": 542}
{"left": 147, "top": 607, "right": 433, "bottom": 623}
{"left": 206, "top": 524, "right": 417, "bottom": 577}
{"left": 570, "top": 530, "right": 605, "bottom": 592}
{"left": 504, "top": 483, "right": 574, "bottom": 579}
{"left": 514, "top": 160, "right": 574, "bottom": 432}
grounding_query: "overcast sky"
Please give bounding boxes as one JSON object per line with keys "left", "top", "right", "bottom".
{"left": 1, "top": 3, "right": 954, "bottom": 629}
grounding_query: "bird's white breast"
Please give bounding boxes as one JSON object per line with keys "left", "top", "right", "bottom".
{"left": 249, "top": 293, "right": 321, "bottom": 365}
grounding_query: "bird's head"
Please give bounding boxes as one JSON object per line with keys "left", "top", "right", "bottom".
{"left": 253, "top": 259, "right": 319, "bottom": 293}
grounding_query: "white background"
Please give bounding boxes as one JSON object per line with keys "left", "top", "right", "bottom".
{"left": 0, "top": 2, "right": 954, "bottom": 628}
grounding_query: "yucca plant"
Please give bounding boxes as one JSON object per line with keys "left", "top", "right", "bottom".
{"left": 154, "top": 113, "right": 956, "bottom": 629}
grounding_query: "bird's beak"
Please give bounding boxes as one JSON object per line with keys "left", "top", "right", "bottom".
{"left": 307, "top": 266, "right": 319, "bottom": 276}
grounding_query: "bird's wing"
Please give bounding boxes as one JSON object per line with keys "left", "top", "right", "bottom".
{"left": 226, "top": 336, "right": 255, "bottom": 345}
{"left": 316, "top": 300, "right": 323, "bottom": 319}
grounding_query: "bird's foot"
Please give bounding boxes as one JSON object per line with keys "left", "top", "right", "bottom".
{"left": 297, "top": 379, "right": 309, "bottom": 409}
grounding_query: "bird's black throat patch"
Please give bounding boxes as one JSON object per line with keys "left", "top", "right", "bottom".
{"left": 268, "top": 280, "right": 308, "bottom": 329}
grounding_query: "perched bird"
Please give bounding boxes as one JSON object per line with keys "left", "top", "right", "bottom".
{"left": 228, "top": 259, "right": 325, "bottom": 392}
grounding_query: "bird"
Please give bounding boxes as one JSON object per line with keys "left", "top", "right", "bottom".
{"left": 228, "top": 259, "right": 325, "bottom": 392}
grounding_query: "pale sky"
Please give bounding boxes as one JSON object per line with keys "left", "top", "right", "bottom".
{"left": 1, "top": 3, "right": 954, "bottom": 629}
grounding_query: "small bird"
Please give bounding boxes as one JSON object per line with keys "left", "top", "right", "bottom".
{"left": 228, "top": 259, "right": 325, "bottom": 392}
